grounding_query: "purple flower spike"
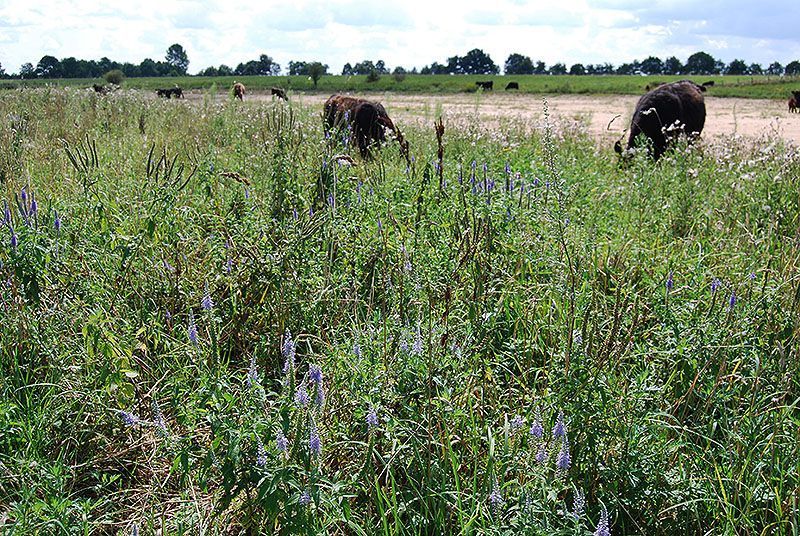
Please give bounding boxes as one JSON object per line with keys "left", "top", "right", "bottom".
{"left": 366, "top": 406, "right": 378, "bottom": 428}
{"left": 529, "top": 416, "right": 543, "bottom": 439}
{"left": 535, "top": 443, "right": 547, "bottom": 463}
{"left": 552, "top": 411, "right": 566, "bottom": 439}
{"left": 282, "top": 330, "right": 296, "bottom": 375}
{"left": 510, "top": 415, "right": 524, "bottom": 432}
{"left": 309, "top": 422, "right": 322, "bottom": 456}
{"left": 711, "top": 278, "right": 721, "bottom": 293}
{"left": 488, "top": 481, "right": 504, "bottom": 512}
{"left": 188, "top": 312, "right": 198, "bottom": 345}
{"left": 201, "top": 282, "right": 213, "bottom": 311}
{"left": 294, "top": 386, "right": 310, "bottom": 408}
{"left": 556, "top": 436, "right": 571, "bottom": 471}
{"left": 118, "top": 410, "right": 140, "bottom": 427}
{"left": 308, "top": 364, "right": 322, "bottom": 384}
{"left": 594, "top": 506, "right": 611, "bottom": 536}
{"left": 276, "top": 429, "right": 289, "bottom": 454}
{"left": 256, "top": 439, "right": 267, "bottom": 467}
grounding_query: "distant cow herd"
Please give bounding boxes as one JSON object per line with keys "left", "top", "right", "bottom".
{"left": 85, "top": 78, "right": 799, "bottom": 162}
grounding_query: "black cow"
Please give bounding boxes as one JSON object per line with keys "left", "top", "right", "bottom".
{"left": 615, "top": 80, "right": 707, "bottom": 160}
{"left": 476, "top": 81, "right": 493, "bottom": 90}
{"left": 156, "top": 87, "right": 183, "bottom": 99}
{"left": 271, "top": 87, "right": 288, "bottom": 101}
{"left": 505, "top": 82, "right": 519, "bottom": 90}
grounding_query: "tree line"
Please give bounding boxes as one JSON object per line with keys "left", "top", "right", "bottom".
{"left": 1, "top": 45, "right": 799, "bottom": 80}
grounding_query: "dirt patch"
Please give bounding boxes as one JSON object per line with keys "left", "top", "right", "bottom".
{"left": 188, "top": 90, "right": 800, "bottom": 145}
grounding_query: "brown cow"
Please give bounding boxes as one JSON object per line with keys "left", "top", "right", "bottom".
{"left": 271, "top": 87, "right": 288, "bottom": 101}
{"left": 789, "top": 91, "right": 800, "bottom": 113}
{"left": 323, "top": 95, "right": 397, "bottom": 157}
{"left": 233, "top": 82, "right": 246, "bottom": 100}
{"left": 615, "top": 80, "right": 707, "bottom": 160}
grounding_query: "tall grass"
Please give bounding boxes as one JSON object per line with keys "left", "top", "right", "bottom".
{"left": 0, "top": 87, "right": 798, "bottom": 535}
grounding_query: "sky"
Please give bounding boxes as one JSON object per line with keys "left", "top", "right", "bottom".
{"left": 1, "top": 0, "right": 799, "bottom": 74}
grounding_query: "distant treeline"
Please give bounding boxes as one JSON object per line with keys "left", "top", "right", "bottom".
{"left": 1, "top": 45, "right": 799, "bottom": 80}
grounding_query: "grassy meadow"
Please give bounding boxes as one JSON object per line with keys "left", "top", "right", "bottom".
{"left": 0, "top": 87, "right": 799, "bottom": 535}
{"left": 3, "top": 73, "right": 800, "bottom": 99}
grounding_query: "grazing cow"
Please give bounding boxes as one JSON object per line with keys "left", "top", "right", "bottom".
{"left": 323, "top": 95, "right": 397, "bottom": 157}
{"left": 92, "top": 84, "right": 109, "bottom": 95}
{"left": 271, "top": 87, "right": 288, "bottom": 101}
{"left": 156, "top": 87, "right": 183, "bottom": 99}
{"left": 476, "top": 81, "right": 493, "bottom": 90}
{"left": 232, "top": 82, "right": 246, "bottom": 100}
{"left": 505, "top": 82, "right": 519, "bottom": 90}
{"left": 615, "top": 79, "right": 707, "bottom": 160}
{"left": 789, "top": 91, "right": 800, "bottom": 113}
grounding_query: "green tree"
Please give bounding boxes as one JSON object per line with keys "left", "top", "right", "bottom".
{"left": 785, "top": 60, "right": 800, "bottom": 75}
{"left": 342, "top": 62, "right": 353, "bottom": 75}
{"left": 595, "top": 62, "right": 615, "bottom": 74}
{"left": 0, "top": 62, "right": 5, "bottom": 78}
{"left": 504, "top": 53, "right": 534, "bottom": 75}
{"left": 35, "top": 55, "right": 62, "bottom": 78}
{"left": 218, "top": 64, "right": 233, "bottom": 76}
{"left": 766, "top": 62, "right": 783, "bottom": 75}
{"left": 375, "top": 60, "right": 388, "bottom": 74}
{"left": 549, "top": 62, "right": 566, "bottom": 75}
{"left": 640, "top": 56, "right": 664, "bottom": 74}
{"left": 459, "top": 49, "right": 499, "bottom": 75}
{"left": 306, "top": 62, "right": 328, "bottom": 87}
{"left": 60, "top": 57, "right": 81, "bottom": 77}
{"left": 258, "top": 54, "right": 280, "bottom": 75}
{"left": 533, "top": 61, "right": 547, "bottom": 74}
{"left": 139, "top": 58, "right": 159, "bottom": 77}
{"left": 664, "top": 56, "right": 682, "bottom": 74}
{"left": 569, "top": 63, "right": 586, "bottom": 75}
{"left": 288, "top": 61, "right": 308, "bottom": 76}
{"left": 685, "top": 51, "right": 716, "bottom": 74}
{"left": 616, "top": 62, "right": 638, "bottom": 75}
{"left": 19, "top": 63, "right": 34, "bottom": 79}
{"left": 352, "top": 60, "right": 376, "bottom": 75}
{"left": 166, "top": 43, "right": 189, "bottom": 74}
{"left": 748, "top": 63, "right": 763, "bottom": 75}
{"left": 726, "top": 59, "right": 747, "bottom": 75}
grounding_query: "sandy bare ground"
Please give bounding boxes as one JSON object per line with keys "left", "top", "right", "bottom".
{"left": 189, "top": 90, "right": 800, "bottom": 145}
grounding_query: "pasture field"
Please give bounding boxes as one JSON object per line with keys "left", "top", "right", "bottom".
{"left": 3, "top": 73, "right": 800, "bottom": 99}
{"left": 0, "top": 87, "right": 799, "bottom": 535}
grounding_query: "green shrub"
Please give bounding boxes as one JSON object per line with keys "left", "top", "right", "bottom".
{"left": 104, "top": 69, "right": 124, "bottom": 85}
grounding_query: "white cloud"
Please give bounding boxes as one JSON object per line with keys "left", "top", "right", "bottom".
{"left": 0, "top": 0, "right": 798, "bottom": 75}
